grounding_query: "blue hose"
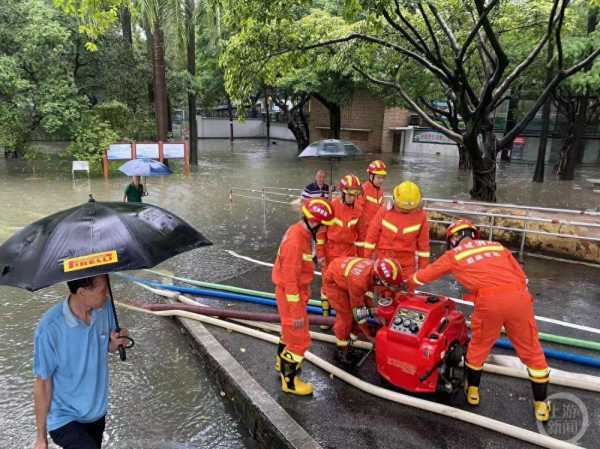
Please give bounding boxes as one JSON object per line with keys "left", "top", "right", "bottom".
{"left": 122, "top": 274, "right": 600, "bottom": 369}
{"left": 495, "top": 338, "right": 600, "bottom": 369}
{"left": 121, "top": 274, "right": 327, "bottom": 315}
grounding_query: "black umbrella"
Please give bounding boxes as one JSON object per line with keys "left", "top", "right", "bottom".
{"left": 298, "top": 139, "right": 364, "bottom": 186}
{"left": 0, "top": 196, "right": 211, "bottom": 360}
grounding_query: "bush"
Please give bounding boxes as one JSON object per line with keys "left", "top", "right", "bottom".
{"left": 67, "top": 118, "right": 118, "bottom": 169}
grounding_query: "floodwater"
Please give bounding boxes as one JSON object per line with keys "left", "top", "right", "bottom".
{"left": 0, "top": 139, "right": 599, "bottom": 449}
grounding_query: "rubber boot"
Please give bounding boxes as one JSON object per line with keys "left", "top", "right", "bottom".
{"left": 320, "top": 294, "right": 331, "bottom": 330}
{"left": 531, "top": 380, "right": 551, "bottom": 422}
{"left": 334, "top": 344, "right": 364, "bottom": 369}
{"left": 280, "top": 350, "right": 314, "bottom": 396}
{"left": 464, "top": 365, "right": 482, "bottom": 406}
{"left": 274, "top": 341, "right": 285, "bottom": 373}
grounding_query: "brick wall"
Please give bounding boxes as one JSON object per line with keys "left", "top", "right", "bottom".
{"left": 381, "top": 107, "right": 411, "bottom": 153}
{"left": 308, "top": 91, "right": 411, "bottom": 153}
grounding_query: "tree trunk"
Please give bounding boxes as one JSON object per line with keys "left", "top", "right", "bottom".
{"left": 329, "top": 104, "right": 341, "bottom": 139}
{"left": 465, "top": 124, "right": 497, "bottom": 202}
{"left": 152, "top": 21, "right": 169, "bottom": 141}
{"left": 458, "top": 144, "right": 472, "bottom": 169}
{"left": 533, "top": 41, "right": 554, "bottom": 183}
{"left": 227, "top": 97, "right": 234, "bottom": 141}
{"left": 119, "top": 7, "right": 133, "bottom": 47}
{"left": 470, "top": 156, "right": 497, "bottom": 202}
{"left": 558, "top": 100, "right": 586, "bottom": 180}
{"left": 288, "top": 104, "right": 310, "bottom": 152}
{"left": 186, "top": 0, "right": 198, "bottom": 165}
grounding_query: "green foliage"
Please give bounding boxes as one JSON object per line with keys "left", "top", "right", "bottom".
{"left": 67, "top": 116, "right": 118, "bottom": 167}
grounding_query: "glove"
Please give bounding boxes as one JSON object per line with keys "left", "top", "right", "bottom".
{"left": 353, "top": 306, "right": 372, "bottom": 324}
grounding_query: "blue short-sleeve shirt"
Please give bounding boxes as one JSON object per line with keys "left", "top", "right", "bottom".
{"left": 33, "top": 297, "right": 116, "bottom": 431}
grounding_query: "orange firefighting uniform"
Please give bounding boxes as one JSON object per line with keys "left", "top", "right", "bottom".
{"left": 323, "top": 257, "right": 375, "bottom": 344}
{"left": 363, "top": 206, "right": 430, "bottom": 277}
{"left": 410, "top": 240, "right": 548, "bottom": 376}
{"left": 272, "top": 222, "right": 315, "bottom": 356}
{"left": 316, "top": 197, "right": 362, "bottom": 266}
{"left": 356, "top": 181, "right": 384, "bottom": 256}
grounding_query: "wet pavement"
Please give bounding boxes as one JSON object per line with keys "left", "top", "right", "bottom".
{"left": 160, "top": 246, "right": 600, "bottom": 449}
{"left": 1, "top": 139, "right": 599, "bottom": 448}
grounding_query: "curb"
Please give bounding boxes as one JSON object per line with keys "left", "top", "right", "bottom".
{"left": 175, "top": 315, "right": 323, "bottom": 449}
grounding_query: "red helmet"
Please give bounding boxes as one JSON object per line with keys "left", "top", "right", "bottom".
{"left": 367, "top": 160, "right": 387, "bottom": 176}
{"left": 302, "top": 198, "right": 334, "bottom": 225}
{"left": 374, "top": 258, "right": 403, "bottom": 287}
{"left": 339, "top": 174, "right": 362, "bottom": 195}
{"left": 446, "top": 219, "right": 480, "bottom": 248}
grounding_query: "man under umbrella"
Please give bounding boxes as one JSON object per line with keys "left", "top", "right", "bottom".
{"left": 0, "top": 197, "right": 210, "bottom": 449}
{"left": 33, "top": 274, "right": 129, "bottom": 449}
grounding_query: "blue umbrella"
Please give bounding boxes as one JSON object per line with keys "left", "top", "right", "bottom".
{"left": 118, "top": 158, "right": 172, "bottom": 177}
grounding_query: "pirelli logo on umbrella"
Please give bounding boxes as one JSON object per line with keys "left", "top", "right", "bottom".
{"left": 63, "top": 250, "right": 119, "bottom": 272}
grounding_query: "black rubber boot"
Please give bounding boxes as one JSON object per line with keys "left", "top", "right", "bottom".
{"left": 274, "top": 341, "right": 286, "bottom": 373}
{"left": 280, "top": 352, "right": 314, "bottom": 396}
{"left": 464, "top": 365, "right": 482, "bottom": 405}
{"left": 334, "top": 345, "right": 364, "bottom": 369}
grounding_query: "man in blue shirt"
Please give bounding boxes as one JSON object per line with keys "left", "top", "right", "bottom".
{"left": 302, "top": 169, "right": 330, "bottom": 200}
{"left": 32, "top": 275, "right": 129, "bottom": 449}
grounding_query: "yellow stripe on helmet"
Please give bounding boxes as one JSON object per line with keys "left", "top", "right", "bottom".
{"left": 383, "top": 258, "right": 399, "bottom": 280}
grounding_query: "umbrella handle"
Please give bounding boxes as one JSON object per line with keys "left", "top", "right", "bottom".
{"left": 107, "top": 276, "right": 134, "bottom": 362}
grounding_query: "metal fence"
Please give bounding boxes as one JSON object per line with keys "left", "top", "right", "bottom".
{"left": 229, "top": 186, "right": 600, "bottom": 268}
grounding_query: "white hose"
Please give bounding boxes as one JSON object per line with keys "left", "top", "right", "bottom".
{"left": 116, "top": 298, "right": 581, "bottom": 449}
{"left": 132, "top": 281, "right": 600, "bottom": 392}
{"left": 224, "top": 250, "right": 600, "bottom": 336}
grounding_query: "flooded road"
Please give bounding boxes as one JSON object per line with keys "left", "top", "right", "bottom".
{"left": 0, "top": 139, "right": 599, "bottom": 448}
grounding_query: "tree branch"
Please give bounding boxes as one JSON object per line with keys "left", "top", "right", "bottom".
{"left": 393, "top": 0, "right": 432, "bottom": 55}
{"left": 418, "top": 4, "right": 443, "bottom": 63}
{"left": 381, "top": 7, "right": 428, "bottom": 56}
{"left": 353, "top": 65, "right": 463, "bottom": 143}
{"left": 458, "top": 0, "right": 500, "bottom": 63}
{"left": 492, "top": 0, "right": 561, "bottom": 105}
{"left": 428, "top": 3, "right": 460, "bottom": 56}
{"left": 500, "top": 47, "right": 600, "bottom": 147}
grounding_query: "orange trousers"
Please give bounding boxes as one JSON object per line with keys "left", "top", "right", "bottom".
{"left": 324, "top": 280, "right": 372, "bottom": 343}
{"left": 466, "top": 287, "right": 547, "bottom": 371}
{"left": 275, "top": 286, "right": 311, "bottom": 356}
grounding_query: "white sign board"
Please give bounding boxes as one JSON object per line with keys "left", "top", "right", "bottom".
{"left": 163, "top": 143, "right": 185, "bottom": 159}
{"left": 72, "top": 161, "right": 90, "bottom": 171}
{"left": 136, "top": 143, "right": 159, "bottom": 159}
{"left": 107, "top": 143, "right": 132, "bottom": 160}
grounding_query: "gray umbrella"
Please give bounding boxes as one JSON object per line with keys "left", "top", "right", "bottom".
{"left": 298, "top": 139, "right": 364, "bottom": 185}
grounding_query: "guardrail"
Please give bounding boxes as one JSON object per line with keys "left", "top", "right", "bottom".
{"left": 229, "top": 186, "right": 600, "bottom": 267}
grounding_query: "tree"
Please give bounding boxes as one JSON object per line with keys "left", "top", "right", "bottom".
{"left": 221, "top": 7, "right": 359, "bottom": 150}
{"left": 552, "top": 3, "right": 600, "bottom": 180}
{"left": 264, "top": 0, "right": 599, "bottom": 201}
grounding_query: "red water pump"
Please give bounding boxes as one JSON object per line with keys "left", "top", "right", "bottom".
{"left": 375, "top": 292, "right": 469, "bottom": 395}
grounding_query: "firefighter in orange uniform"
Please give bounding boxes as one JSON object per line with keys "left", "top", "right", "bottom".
{"left": 324, "top": 257, "right": 403, "bottom": 367}
{"left": 272, "top": 198, "right": 334, "bottom": 396}
{"left": 363, "top": 181, "right": 430, "bottom": 277}
{"left": 408, "top": 220, "right": 551, "bottom": 422}
{"left": 356, "top": 160, "right": 387, "bottom": 256}
{"left": 316, "top": 174, "right": 363, "bottom": 325}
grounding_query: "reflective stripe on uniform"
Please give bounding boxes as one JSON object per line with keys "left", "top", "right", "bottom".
{"left": 403, "top": 224, "right": 421, "bottom": 234}
{"left": 331, "top": 218, "right": 344, "bottom": 227}
{"left": 455, "top": 245, "right": 504, "bottom": 261}
{"left": 363, "top": 242, "right": 376, "bottom": 249}
{"left": 348, "top": 218, "right": 359, "bottom": 227}
{"left": 366, "top": 195, "right": 379, "bottom": 204}
{"left": 412, "top": 273, "right": 425, "bottom": 286}
{"left": 528, "top": 367, "right": 550, "bottom": 382}
{"left": 316, "top": 239, "right": 326, "bottom": 245}
{"left": 286, "top": 293, "right": 300, "bottom": 302}
{"left": 354, "top": 241, "right": 365, "bottom": 247}
{"left": 343, "top": 257, "right": 363, "bottom": 277}
{"left": 365, "top": 291, "right": 375, "bottom": 299}
{"left": 336, "top": 339, "right": 349, "bottom": 347}
{"left": 382, "top": 219, "right": 398, "bottom": 233}
{"left": 415, "top": 251, "right": 430, "bottom": 258}
{"left": 465, "top": 361, "right": 484, "bottom": 371}
{"left": 302, "top": 253, "right": 313, "bottom": 261}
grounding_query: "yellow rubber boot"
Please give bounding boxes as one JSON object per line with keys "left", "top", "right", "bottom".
{"left": 465, "top": 386, "right": 480, "bottom": 405}
{"left": 534, "top": 401, "right": 551, "bottom": 422}
{"left": 274, "top": 341, "right": 285, "bottom": 373}
{"left": 280, "top": 350, "right": 314, "bottom": 396}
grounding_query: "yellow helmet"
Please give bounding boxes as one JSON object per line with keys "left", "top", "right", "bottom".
{"left": 392, "top": 181, "right": 421, "bottom": 210}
